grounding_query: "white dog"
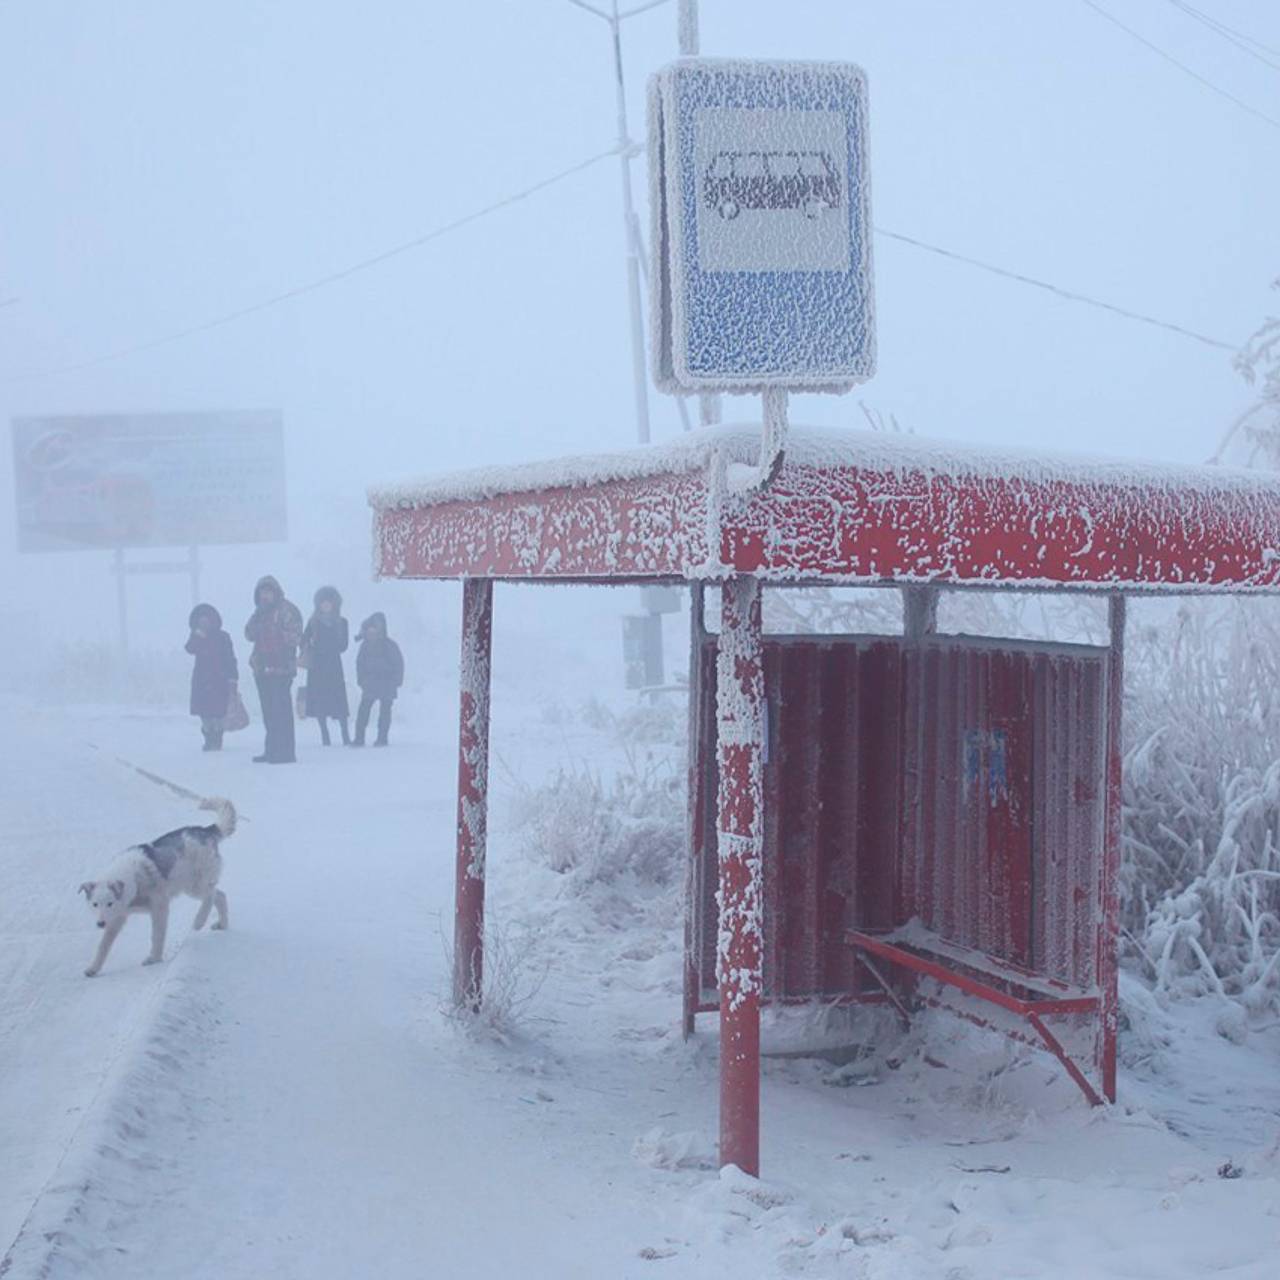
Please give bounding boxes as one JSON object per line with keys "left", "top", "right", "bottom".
{"left": 79, "top": 797, "right": 237, "bottom": 977}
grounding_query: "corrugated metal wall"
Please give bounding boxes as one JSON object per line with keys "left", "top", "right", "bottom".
{"left": 691, "top": 636, "right": 902, "bottom": 1007}
{"left": 690, "top": 633, "right": 1107, "bottom": 1010}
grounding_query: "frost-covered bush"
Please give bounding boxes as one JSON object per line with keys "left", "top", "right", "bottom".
{"left": 765, "top": 585, "right": 903, "bottom": 635}
{"left": 1211, "top": 277, "right": 1280, "bottom": 469}
{"left": 515, "top": 759, "right": 683, "bottom": 889}
{"left": 439, "top": 921, "right": 547, "bottom": 1044}
{"left": 511, "top": 700, "right": 685, "bottom": 893}
{"left": 1123, "top": 601, "right": 1280, "bottom": 1012}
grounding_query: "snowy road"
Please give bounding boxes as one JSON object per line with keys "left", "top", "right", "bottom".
{"left": 0, "top": 703, "right": 187, "bottom": 1258}
{"left": 1, "top": 696, "right": 726, "bottom": 1279}
{"left": 3, "top": 690, "right": 1280, "bottom": 1279}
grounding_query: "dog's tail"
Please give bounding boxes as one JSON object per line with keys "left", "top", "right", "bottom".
{"left": 199, "top": 797, "right": 237, "bottom": 839}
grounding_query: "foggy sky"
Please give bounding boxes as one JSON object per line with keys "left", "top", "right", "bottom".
{"left": 1, "top": 0, "right": 1276, "bottom": 649}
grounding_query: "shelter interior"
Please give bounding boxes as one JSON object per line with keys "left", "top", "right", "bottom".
{"left": 683, "top": 581, "right": 1117, "bottom": 1108}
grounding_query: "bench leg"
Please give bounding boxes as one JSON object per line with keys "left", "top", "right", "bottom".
{"left": 1027, "top": 1012, "right": 1103, "bottom": 1106}
{"left": 854, "top": 953, "right": 913, "bottom": 1029}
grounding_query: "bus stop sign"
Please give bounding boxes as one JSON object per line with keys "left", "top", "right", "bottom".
{"left": 649, "top": 59, "right": 875, "bottom": 393}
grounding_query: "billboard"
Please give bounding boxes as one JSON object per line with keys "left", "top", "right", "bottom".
{"left": 649, "top": 59, "right": 875, "bottom": 392}
{"left": 11, "top": 410, "right": 287, "bottom": 552}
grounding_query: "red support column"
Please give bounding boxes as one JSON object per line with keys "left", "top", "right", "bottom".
{"left": 683, "top": 582, "right": 707, "bottom": 1039}
{"left": 454, "top": 578, "right": 494, "bottom": 1010}
{"left": 716, "top": 576, "right": 765, "bottom": 1175}
{"left": 1098, "top": 593, "right": 1126, "bottom": 1102}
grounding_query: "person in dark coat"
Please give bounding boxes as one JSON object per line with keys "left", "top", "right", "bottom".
{"left": 244, "top": 574, "right": 303, "bottom": 764}
{"left": 352, "top": 612, "right": 404, "bottom": 748}
{"left": 301, "top": 586, "right": 350, "bottom": 746}
{"left": 185, "top": 603, "right": 238, "bottom": 751}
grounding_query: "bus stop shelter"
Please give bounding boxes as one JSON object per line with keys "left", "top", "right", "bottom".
{"left": 370, "top": 424, "right": 1280, "bottom": 1176}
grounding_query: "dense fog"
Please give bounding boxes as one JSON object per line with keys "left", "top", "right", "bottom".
{"left": 2, "top": 0, "right": 1275, "bottom": 676}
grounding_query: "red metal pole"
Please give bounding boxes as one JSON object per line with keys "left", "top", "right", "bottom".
{"left": 683, "top": 582, "right": 706, "bottom": 1039}
{"left": 454, "top": 578, "right": 494, "bottom": 1010}
{"left": 716, "top": 576, "right": 764, "bottom": 1175}
{"left": 1098, "top": 592, "right": 1125, "bottom": 1102}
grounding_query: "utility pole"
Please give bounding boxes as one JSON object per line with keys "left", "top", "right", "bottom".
{"left": 676, "top": 0, "right": 722, "bottom": 429}
{"left": 568, "top": 0, "right": 660, "bottom": 445}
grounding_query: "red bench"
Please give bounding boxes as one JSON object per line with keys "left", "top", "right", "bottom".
{"left": 847, "top": 925, "right": 1103, "bottom": 1105}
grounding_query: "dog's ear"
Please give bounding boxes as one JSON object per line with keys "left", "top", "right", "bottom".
{"left": 78, "top": 881, "right": 94, "bottom": 899}
{"left": 109, "top": 879, "right": 125, "bottom": 900}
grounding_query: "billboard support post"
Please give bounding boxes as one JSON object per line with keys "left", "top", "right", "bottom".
{"left": 110, "top": 544, "right": 210, "bottom": 656}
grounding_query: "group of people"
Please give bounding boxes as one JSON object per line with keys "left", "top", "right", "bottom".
{"left": 186, "top": 575, "right": 405, "bottom": 762}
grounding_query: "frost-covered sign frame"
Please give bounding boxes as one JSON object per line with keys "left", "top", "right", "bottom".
{"left": 649, "top": 59, "right": 876, "bottom": 393}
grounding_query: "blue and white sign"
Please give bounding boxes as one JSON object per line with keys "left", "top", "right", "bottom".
{"left": 649, "top": 59, "right": 875, "bottom": 392}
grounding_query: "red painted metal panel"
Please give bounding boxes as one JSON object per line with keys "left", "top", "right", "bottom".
{"left": 693, "top": 634, "right": 1106, "bottom": 1001}
{"left": 692, "top": 636, "right": 903, "bottom": 1008}
{"left": 375, "top": 452, "right": 1280, "bottom": 592}
{"left": 898, "top": 640, "right": 1106, "bottom": 986}
{"left": 375, "top": 470, "right": 711, "bottom": 581}
{"left": 722, "top": 464, "right": 1280, "bottom": 591}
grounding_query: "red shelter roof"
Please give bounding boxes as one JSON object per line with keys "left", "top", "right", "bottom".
{"left": 371, "top": 425, "right": 1280, "bottom": 592}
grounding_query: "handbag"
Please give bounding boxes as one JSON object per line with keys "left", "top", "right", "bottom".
{"left": 295, "top": 685, "right": 308, "bottom": 720}
{"left": 222, "top": 687, "right": 250, "bottom": 733}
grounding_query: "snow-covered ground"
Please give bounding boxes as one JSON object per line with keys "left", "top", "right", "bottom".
{"left": 3, "top": 667, "right": 1280, "bottom": 1279}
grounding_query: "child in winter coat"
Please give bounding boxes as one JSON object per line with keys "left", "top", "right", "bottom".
{"left": 352, "top": 612, "right": 404, "bottom": 747}
{"left": 186, "top": 604, "right": 238, "bottom": 751}
{"left": 301, "top": 586, "right": 350, "bottom": 746}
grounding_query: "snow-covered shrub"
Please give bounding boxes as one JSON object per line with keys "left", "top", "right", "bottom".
{"left": 1211, "top": 276, "right": 1280, "bottom": 468}
{"left": 510, "top": 699, "right": 685, "bottom": 893}
{"left": 1123, "top": 601, "right": 1280, "bottom": 1013}
{"left": 514, "top": 758, "right": 683, "bottom": 889}
{"left": 765, "top": 585, "right": 903, "bottom": 635}
{"left": 439, "top": 921, "right": 548, "bottom": 1044}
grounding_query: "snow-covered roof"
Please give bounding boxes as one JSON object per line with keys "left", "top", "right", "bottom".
{"left": 368, "top": 424, "right": 1280, "bottom": 511}
{"left": 370, "top": 424, "right": 1280, "bottom": 593}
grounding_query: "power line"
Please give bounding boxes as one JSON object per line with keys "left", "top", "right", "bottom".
{"left": 1079, "top": 0, "right": 1280, "bottom": 130}
{"left": 1167, "top": 0, "right": 1280, "bottom": 72}
{"left": 2, "top": 145, "right": 621, "bottom": 385}
{"left": 1, "top": 156, "right": 1240, "bottom": 386}
{"left": 874, "top": 226, "right": 1236, "bottom": 352}
{"left": 1166, "top": 0, "right": 1280, "bottom": 63}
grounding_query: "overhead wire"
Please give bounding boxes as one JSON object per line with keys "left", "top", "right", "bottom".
{"left": 1079, "top": 0, "right": 1280, "bottom": 130}
{"left": 1, "top": 145, "right": 1242, "bottom": 384}
{"left": 2, "top": 145, "right": 622, "bottom": 385}
{"left": 873, "top": 227, "right": 1236, "bottom": 352}
{"left": 1165, "top": 0, "right": 1280, "bottom": 66}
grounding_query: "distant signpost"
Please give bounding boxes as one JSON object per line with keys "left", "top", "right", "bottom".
{"left": 649, "top": 59, "right": 875, "bottom": 392}
{"left": 10, "top": 410, "right": 287, "bottom": 653}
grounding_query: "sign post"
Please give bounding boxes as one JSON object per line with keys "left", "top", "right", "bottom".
{"left": 648, "top": 55, "right": 876, "bottom": 1175}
